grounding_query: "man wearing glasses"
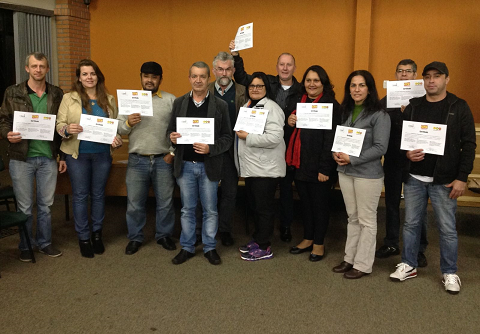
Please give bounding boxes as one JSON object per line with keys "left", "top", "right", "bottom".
{"left": 229, "top": 41, "right": 302, "bottom": 243}
{"left": 376, "top": 59, "right": 429, "bottom": 267}
{"left": 203, "top": 52, "right": 246, "bottom": 246}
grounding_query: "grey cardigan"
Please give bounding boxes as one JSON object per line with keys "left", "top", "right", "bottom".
{"left": 336, "top": 109, "right": 390, "bottom": 179}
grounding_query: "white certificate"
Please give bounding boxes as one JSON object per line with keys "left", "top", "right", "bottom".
{"left": 386, "top": 80, "right": 426, "bottom": 109}
{"left": 117, "top": 89, "right": 153, "bottom": 116}
{"left": 77, "top": 114, "right": 119, "bottom": 144}
{"left": 232, "top": 22, "right": 253, "bottom": 51}
{"left": 176, "top": 117, "right": 215, "bottom": 144}
{"left": 331, "top": 126, "right": 366, "bottom": 157}
{"left": 400, "top": 121, "right": 447, "bottom": 156}
{"left": 296, "top": 103, "right": 333, "bottom": 129}
{"left": 234, "top": 107, "right": 269, "bottom": 134}
{"left": 13, "top": 111, "right": 56, "bottom": 141}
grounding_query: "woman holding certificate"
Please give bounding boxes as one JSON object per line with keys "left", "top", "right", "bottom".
{"left": 236, "top": 72, "right": 286, "bottom": 261}
{"left": 286, "top": 65, "right": 341, "bottom": 261}
{"left": 56, "top": 59, "right": 121, "bottom": 258}
{"left": 332, "top": 70, "right": 390, "bottom": 278}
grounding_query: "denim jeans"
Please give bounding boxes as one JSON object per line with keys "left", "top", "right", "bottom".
{"left": 66, "top": 152, "right": 112, "bottom": 240}
{"left": 383, "top": 162, "right": 429, "bottom": 251}
{"left": 9, "top": 157, "right": 57, "bottom": 250}
{"left": 176, "top": 161, "right": 218, "bottom": 253}
{"left": 402, "top": 176, "right": 458, "bottom": 273}
{"left": 126, "top": 154, "right": 175, "bottom": 242}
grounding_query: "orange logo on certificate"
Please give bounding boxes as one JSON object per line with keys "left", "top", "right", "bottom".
{"left": 132, "top": 92, "right": 138, "bottom": 96}
{"left": 404, "top": 82, "right": 411, "bottom": 87}
{"left": 32, "top": 115, "right": 39, "bottom": 119}
{"left": 251, "top": 110, "right": 256, "bottom": 114}
{"left": 193, "top": 120, "right": 199, "bottom": 124}
{"left": 97, "top": 119, "right": 103, "bottom": 123}
{"left": 421, "top": 125, "right": 428, "bottom": 129}
{"left": 348, "top": 129, "right": 353, "bottom": 134}
{"left": 312, "top": 105, "right": 318, "bottom": 109}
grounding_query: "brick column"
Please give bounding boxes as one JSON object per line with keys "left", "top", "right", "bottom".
{"left": 54, "top": 0, "right": 91, "bottom": 92}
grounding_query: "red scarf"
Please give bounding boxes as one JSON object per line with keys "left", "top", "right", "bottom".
{"left": 286, "top": 93, "right": 323, "bottom": 168}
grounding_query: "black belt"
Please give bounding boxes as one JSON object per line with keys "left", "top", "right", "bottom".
{"left": 133, "top": 153, "right": 165, "bottom": 158}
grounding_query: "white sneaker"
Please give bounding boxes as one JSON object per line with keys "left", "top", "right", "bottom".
{"left": 443, "top": 274, "right": 461, "bottom": 294}
{"left": 390, "top": 262, "right": 417, "bottom": 282}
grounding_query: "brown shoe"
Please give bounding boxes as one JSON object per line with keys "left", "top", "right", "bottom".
{"left": 332, "top": 261, "right": 353, "bottom": 273}
{"left": 344, "top": 268, "right": 369, "bottom": 279}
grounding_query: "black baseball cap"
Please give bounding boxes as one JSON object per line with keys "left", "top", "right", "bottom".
{"left": 140, "top": 61, "right": 163, "bottom": 76}
{"left": 422, "top": 61, "right": 449, "bottom": 76}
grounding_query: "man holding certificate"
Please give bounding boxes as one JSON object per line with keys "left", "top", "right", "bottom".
{"left": 390, "top": 62, "right": 476, "bottom": 294}
{"left": 376, "top": 59, "right": 429, "bottom": 267}
{"left": 117, "top": 62, "right": 177, "bottom": 255}
{"left": 167, "top": 61, "right": 232, "bottom": 265}
{"left": 229, "top": 40, "right": 301, "bottom": 242}
{"left": 0, "top": 52, "right": 64, "bottom": 262}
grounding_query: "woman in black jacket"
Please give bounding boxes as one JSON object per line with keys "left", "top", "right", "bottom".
{"left": 286, "top": 65, "right": 341, "bottom": 261}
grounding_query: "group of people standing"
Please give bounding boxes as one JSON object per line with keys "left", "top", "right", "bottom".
{"left": 0, "top": 44, "right": 475, "bottom": 295}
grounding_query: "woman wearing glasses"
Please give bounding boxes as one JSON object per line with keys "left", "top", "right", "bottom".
{"left": 286, "top": 65, "right": 341, "bottom": 261}
{"left": 332, "top": 70, "right": 390, "bottom": 278}
{"left": 236, "top": 72, "right": 286, "bottom": 261}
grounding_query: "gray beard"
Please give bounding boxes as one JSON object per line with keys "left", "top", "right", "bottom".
{"left": 217, "top": 77, "right": 231, "bottom": 86}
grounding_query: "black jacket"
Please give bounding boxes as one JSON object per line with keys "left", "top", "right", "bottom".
{"left": 380, "top": 96, "right": 403, "bottom": 167}
{"left": 166, "top": 93, "right": 233, "bottom": 181}
{"left": 402, "top": 92, "right": 476, "bottom": 184}
{"left": 0, "top": 81, "right": 64, "bottom": 161}
{"left": 285, "top": 93, "right": 341, "bottom": 182}
{"left": 232, "top": 54, "right": 302, "bottom": 144}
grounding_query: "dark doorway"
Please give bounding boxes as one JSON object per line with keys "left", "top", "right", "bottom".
{"left": 0, "top": 9, "right": 15, "bottom": 103}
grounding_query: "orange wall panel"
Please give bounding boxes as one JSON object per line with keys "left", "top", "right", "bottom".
{"left": 89, "top": 0, "right": 355, "bottom": 102}
{"left": 370, "top": 0, "right": 480, "bottom": 120}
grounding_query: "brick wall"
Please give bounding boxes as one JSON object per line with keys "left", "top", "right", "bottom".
{"left": 54, "top": 0, "right": 90, "bottom": 92}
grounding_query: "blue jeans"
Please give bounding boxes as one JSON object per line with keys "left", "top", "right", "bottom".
{"left": 66, "top": 152, "right": 112, "bottom": 240}
{"left": 9, "top": 157, "right": 57, "bottom": 250}
{"left": 126, "top": 154, "right": 175, "bottom": 242}
{"left": 176, "top": 161, "right": 218, "bottom": 253}
{"left": 402, "top": 176, "right": 458, "bottom": 273}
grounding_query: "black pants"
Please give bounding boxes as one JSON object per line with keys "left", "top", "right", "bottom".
{"left": 278, "top": 167, "right": 295, "bottom": 229}
{"left": 295, "top": 179, "right": 332, "bottom": 245}
{"left": 383, "top": 162, "right": 428, "bottom": 251}
{"left": 246, "top": 177, "right": 279, "bottom": 249}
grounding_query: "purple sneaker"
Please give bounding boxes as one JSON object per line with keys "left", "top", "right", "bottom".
{"left": 240, "top": 246, "right": 273, "bottom": 261}
{"left": 239, "top": 240, "right": 259, "bottom": 253}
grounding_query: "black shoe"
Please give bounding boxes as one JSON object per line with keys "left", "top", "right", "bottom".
{"left": 289, "top": 245, "right": 313, "bottom": 254}
{"left": 417, "top": 252, "right": 428, "bottom": 267}
{"left": 194, "top": 234, "right": 202, "bottom": 247}
{"left": 375, "top": 245, "right": 400, "bottom": 258}
{"left": 19, "top": 250, "right": 33, "bottom": 262}
{"left": 157, "top": 237, "right": 177, "bottom": 251}
{"left": 220, "top": 232, "right": 234, "bottom": 247}
{"left": 125, "top": 241, "right": 142, "bottom": 255}
{"left": 91, "top": 230, "right": 105, "bottom": 255}
{"left": 280, "top": 227, "right": 292, "bottom": 242}
{"left": 172, "top": 249, "right": 195, "bottom": 265}
{"left": 79, "top": 240, "right": 94, "bottom": 258}
{"left": 204, "top": 249, "right": 221, "bottom": 265}
{"left": 309, "top": 252, "right": 325, "bottom": 262}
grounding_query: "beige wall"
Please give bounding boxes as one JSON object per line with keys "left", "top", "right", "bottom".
{"left": 0, "top": 0, "right": 56, "bottom": 11}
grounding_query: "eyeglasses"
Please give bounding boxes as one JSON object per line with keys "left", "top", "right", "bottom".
{"left": 397, "top": 69, "right": 414, "bottom": 74}
{"left": 215, "top": 67, "right": 233, "bottom": 73}
{"left": 248, "top": 84, "right": 265, "bottom": 90}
